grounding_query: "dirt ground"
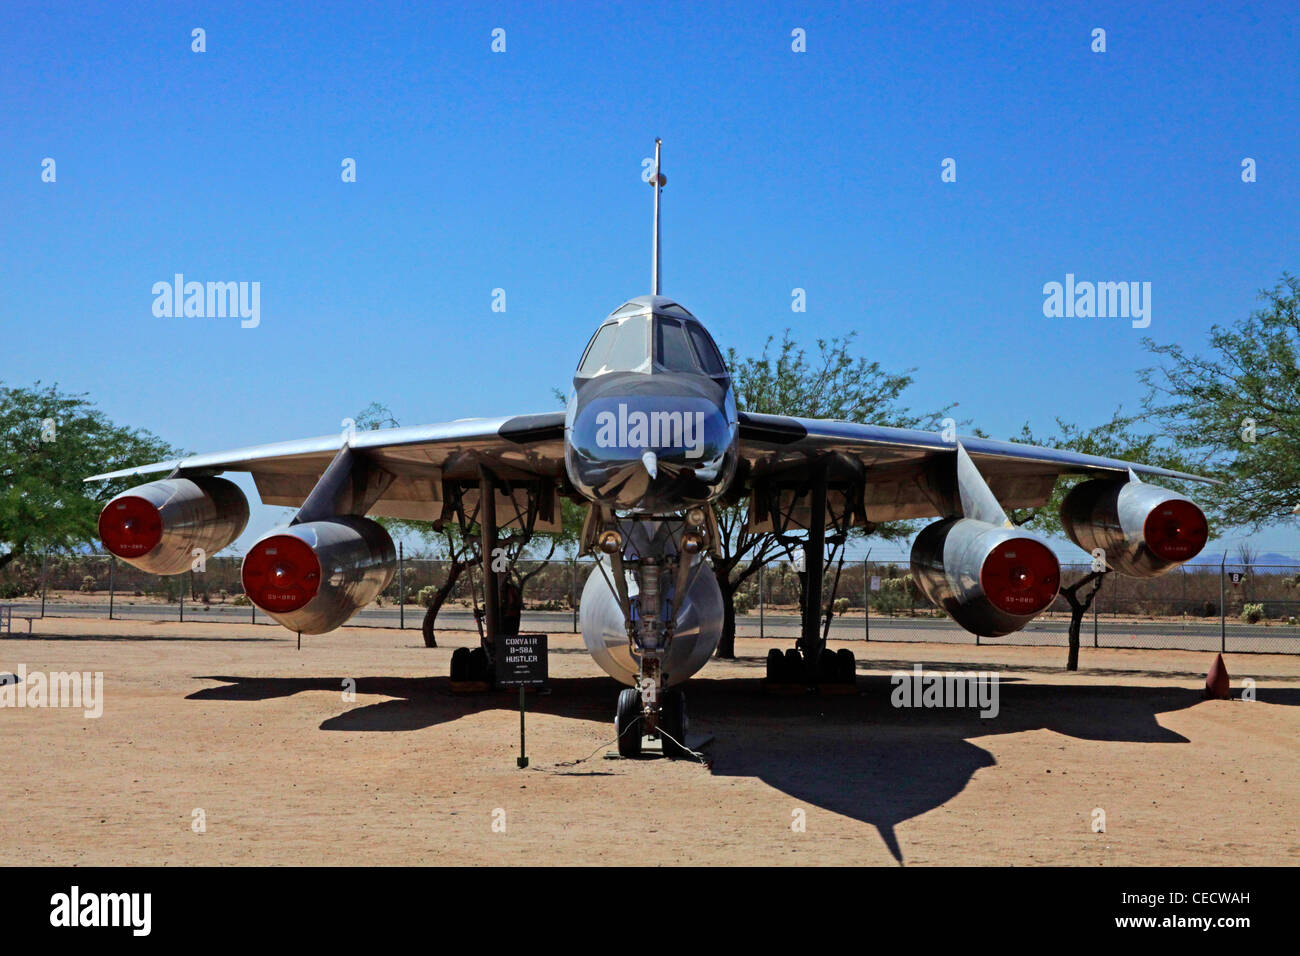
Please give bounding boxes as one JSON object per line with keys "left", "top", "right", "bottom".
{"left": 2, "top": 617, "right": 1297, "bottom": 866}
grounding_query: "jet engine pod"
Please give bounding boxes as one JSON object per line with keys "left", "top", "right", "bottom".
{"left": 1060, "top": 479, "right": 1208, "bottom": 577}
{"left": 241, "top": 517, "right": 395, "bottom": 634}
{"left": 910, "top": 518, "right": 1061, "bottom": 637}
{"left": 98, "top": 476, "right": 249, "bottom": 575}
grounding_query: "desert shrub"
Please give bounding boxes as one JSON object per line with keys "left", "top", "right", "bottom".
{"left": 417, "top": 585, "right": 438, "bottom": 609}
{"left": 872, "top": 574, "right": 919, "bottom": 614}
{"left": 1241, "top": 603, "right": 1264, "bottom": 624}
{"left": 833, "top": 597, "right": 850, "bottom": 614}
{"left": 231, "top": 594, "right": 250, "bottom": 606}
{"left": 733, "top": 591, "right": 755, "bottom": 614}
{"left": 80, "top": 575, "right": 97, "bottom": 593}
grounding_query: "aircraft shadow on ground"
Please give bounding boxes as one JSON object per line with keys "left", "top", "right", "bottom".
{"left": 186, "top": 669, "right": 1300, "bottom": 864}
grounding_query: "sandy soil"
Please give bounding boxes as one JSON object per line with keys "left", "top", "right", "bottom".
{"left": 2, "top": 616, "right": 1297, "bottom": 866}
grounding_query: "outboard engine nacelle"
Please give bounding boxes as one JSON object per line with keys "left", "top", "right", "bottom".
{"left": 1060, "top": 479, "right": 1208, "bottom": 577}
{"left": 241, "top": 517, "right": 396, "bottom": 634}
{"left": 911, "top": 517, "right": 1061, "bottom": 637}
{"left": 98, "top": 476, "right": 249, "bottom": 575}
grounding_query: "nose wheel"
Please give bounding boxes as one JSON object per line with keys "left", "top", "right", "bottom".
{"left": 614, "top": 686, "right": 690, "bottom": 759}
{"left": 615, "top": 688, "right": 643, "bottom": 757}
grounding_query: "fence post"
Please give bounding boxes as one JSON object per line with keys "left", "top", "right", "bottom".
{"left": 758, "top": 563, "right": 765, "bottom": 639}
{"left": 1220, "top": 553, "right": 1227, "bottom": 653}
{"left": 864, "top": 557, "right": 870, "bottom": 642}
{"left": 179, "top": 570, "right": 184, "bottom": 622}
{"left": 398, "top": 541, "right": 405, "bottom": 630}
{"left": 571, "top": 558, "right": 578, "bottom": 633}
{"left": 1093, "top": 586, "right": 1098, "bottom": 648}
{"left": 108, "top": 556, "right": 115, "bottom": 621}
{"left": 40, "top": 551, "right": 48, "bottom": 618}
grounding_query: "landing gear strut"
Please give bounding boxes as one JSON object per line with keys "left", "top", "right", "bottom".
{"left": 757, "top": 458, "right": 860, "bottom": 693}
{"left": 590, "top": 505, "right": 713, "bottom": 759}
{"left": 444, "top": 464, "right": 554, "bottom": 692}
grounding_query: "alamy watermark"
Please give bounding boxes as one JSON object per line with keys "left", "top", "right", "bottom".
{"left": 50, "top": 886, "right": 150, "bottom": 936}
{"left": 152, "top": 274, "right": 260, "bottom": 328}
{"left": 890, "top": 664, "right": 1000, "bottom": 718}
{"left": 1, "top": 666, "right": 103, "bottom": 718}
{"left": 1042, "top": 274, "right": 1150, "bottom": 329}
{"left": 594, "top": 403, "right": 707, "bottom": 459}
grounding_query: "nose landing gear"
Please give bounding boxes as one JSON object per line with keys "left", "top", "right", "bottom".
{"left": 615, "top": 685, "right": 690, "bottom": 759}
{"left": 588, "top": 505, "right": 716, "bottom": 760}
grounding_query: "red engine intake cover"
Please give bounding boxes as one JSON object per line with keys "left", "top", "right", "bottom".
{"left": 980, "top": 537, "right": 1060, "bottom": 617}
{"left": 242, "top": 534, "right": 322, "bottom": 612}
{"left": 98, "top": 496, "right": 163, "bottom": 558}
{"left": 1144, "top": 498, "right": 1209, "bottom": 562}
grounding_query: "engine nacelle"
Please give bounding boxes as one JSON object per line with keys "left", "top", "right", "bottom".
{"left": 1060, "top": 479, "right": 1208, "bottom": 577}
{"left": 98, "top": 477, "right": 249, "bottom": 575}
{"left": 241, "top": 517, "right": 395, "bottom": 634}
{"left": 580, "top": 557, "right": 722, "bottom": 687}
{"left": 911, "top": 518, "right": 1061, "bottom": 637}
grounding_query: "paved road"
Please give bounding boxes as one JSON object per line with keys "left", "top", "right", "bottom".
{"left": 8, "top": 600, "right": 1297, "bottom": 652}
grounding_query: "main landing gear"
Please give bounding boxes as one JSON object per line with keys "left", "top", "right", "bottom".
{"left": 763, "top": 645, "right": 857, "bottom": 692}
{"left": 755, "top": 458, "right": 860, "bottom": 695}
{"left": 450, "top": 646, "right": 493, "bottom": 684}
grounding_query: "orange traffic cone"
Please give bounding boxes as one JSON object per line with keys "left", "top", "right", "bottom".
{"left": 1205, "top": 653, "right": 1230, "bottom": 699}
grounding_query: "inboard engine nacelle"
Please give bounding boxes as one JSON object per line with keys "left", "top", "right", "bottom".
{"left": 98, "top": 477, "right": 249, "bottom": 575}
{"left": 241, "top": 517, "right": 396, "bottom": 634}
{"left": 1060, "top": 478, "right": 1208, "bottom": 577}
{"left": 911, "top": 518, "right": 1061, "bottom": 637}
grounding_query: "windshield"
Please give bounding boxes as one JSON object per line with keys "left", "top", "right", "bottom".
{"left": 578, "top": 316, "right": 650, "bottom": 375}
{"left": 655, "top": 316, "right": 698, "bottom": 372}
{"left": 687, "top": 322, "right": 726, "bottom": 376}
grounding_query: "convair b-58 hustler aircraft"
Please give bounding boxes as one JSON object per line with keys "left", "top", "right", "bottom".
{"left": 88, "top": 140, "right": 1213, "bottom": 758}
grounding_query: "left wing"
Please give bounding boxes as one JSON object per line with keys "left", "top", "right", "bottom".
{"left": 736, "top": 412, "right": 1213, "bottom": 523}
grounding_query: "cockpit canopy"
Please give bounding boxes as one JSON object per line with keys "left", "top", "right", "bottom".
{"left": 576, "top": 297, "right": 728, "bottom": 379}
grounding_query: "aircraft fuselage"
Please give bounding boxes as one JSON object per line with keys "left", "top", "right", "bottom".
{"left": 563, "top": 296, "right": 738, "bottom": 514}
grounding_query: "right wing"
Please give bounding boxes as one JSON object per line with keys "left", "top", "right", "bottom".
{"left": 85, "top": 412, "right": 567, "bottom": 522}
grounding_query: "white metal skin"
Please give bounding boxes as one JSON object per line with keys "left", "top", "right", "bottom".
{"left": 102, "top": 477, "right": 248, "bottom": 575}
{"left": 246, "top": 517, "right": 396, "bottom": 635}
{"left": 1061, "top": 478, "right": 1207, "bottom": 577}
{"left": 579, "top": 555, "right": 722, "bottom": 687}
{"left": 910, "top": 517, "right": 1058, "bottom": 638}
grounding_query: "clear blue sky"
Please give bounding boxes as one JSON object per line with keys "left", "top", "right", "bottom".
{"left": 3, "top": 0, "right": 1297, "bottom": 557}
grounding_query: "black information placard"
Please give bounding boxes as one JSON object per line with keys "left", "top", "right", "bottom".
{"left": 495, "top": 632, "right": 548, "bottom": 687}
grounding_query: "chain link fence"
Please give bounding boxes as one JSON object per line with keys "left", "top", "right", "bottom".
{"left": 2, "top": 552, "right": 1297, "bottom": 654}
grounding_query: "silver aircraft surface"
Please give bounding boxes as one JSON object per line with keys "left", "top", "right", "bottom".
{"left": 88, "top": 140, "right": 1213, "bottom": 758}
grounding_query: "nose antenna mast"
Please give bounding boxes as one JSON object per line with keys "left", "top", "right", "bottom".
{"left": 651, "top": 138, "right": 665, "bottom": 295}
